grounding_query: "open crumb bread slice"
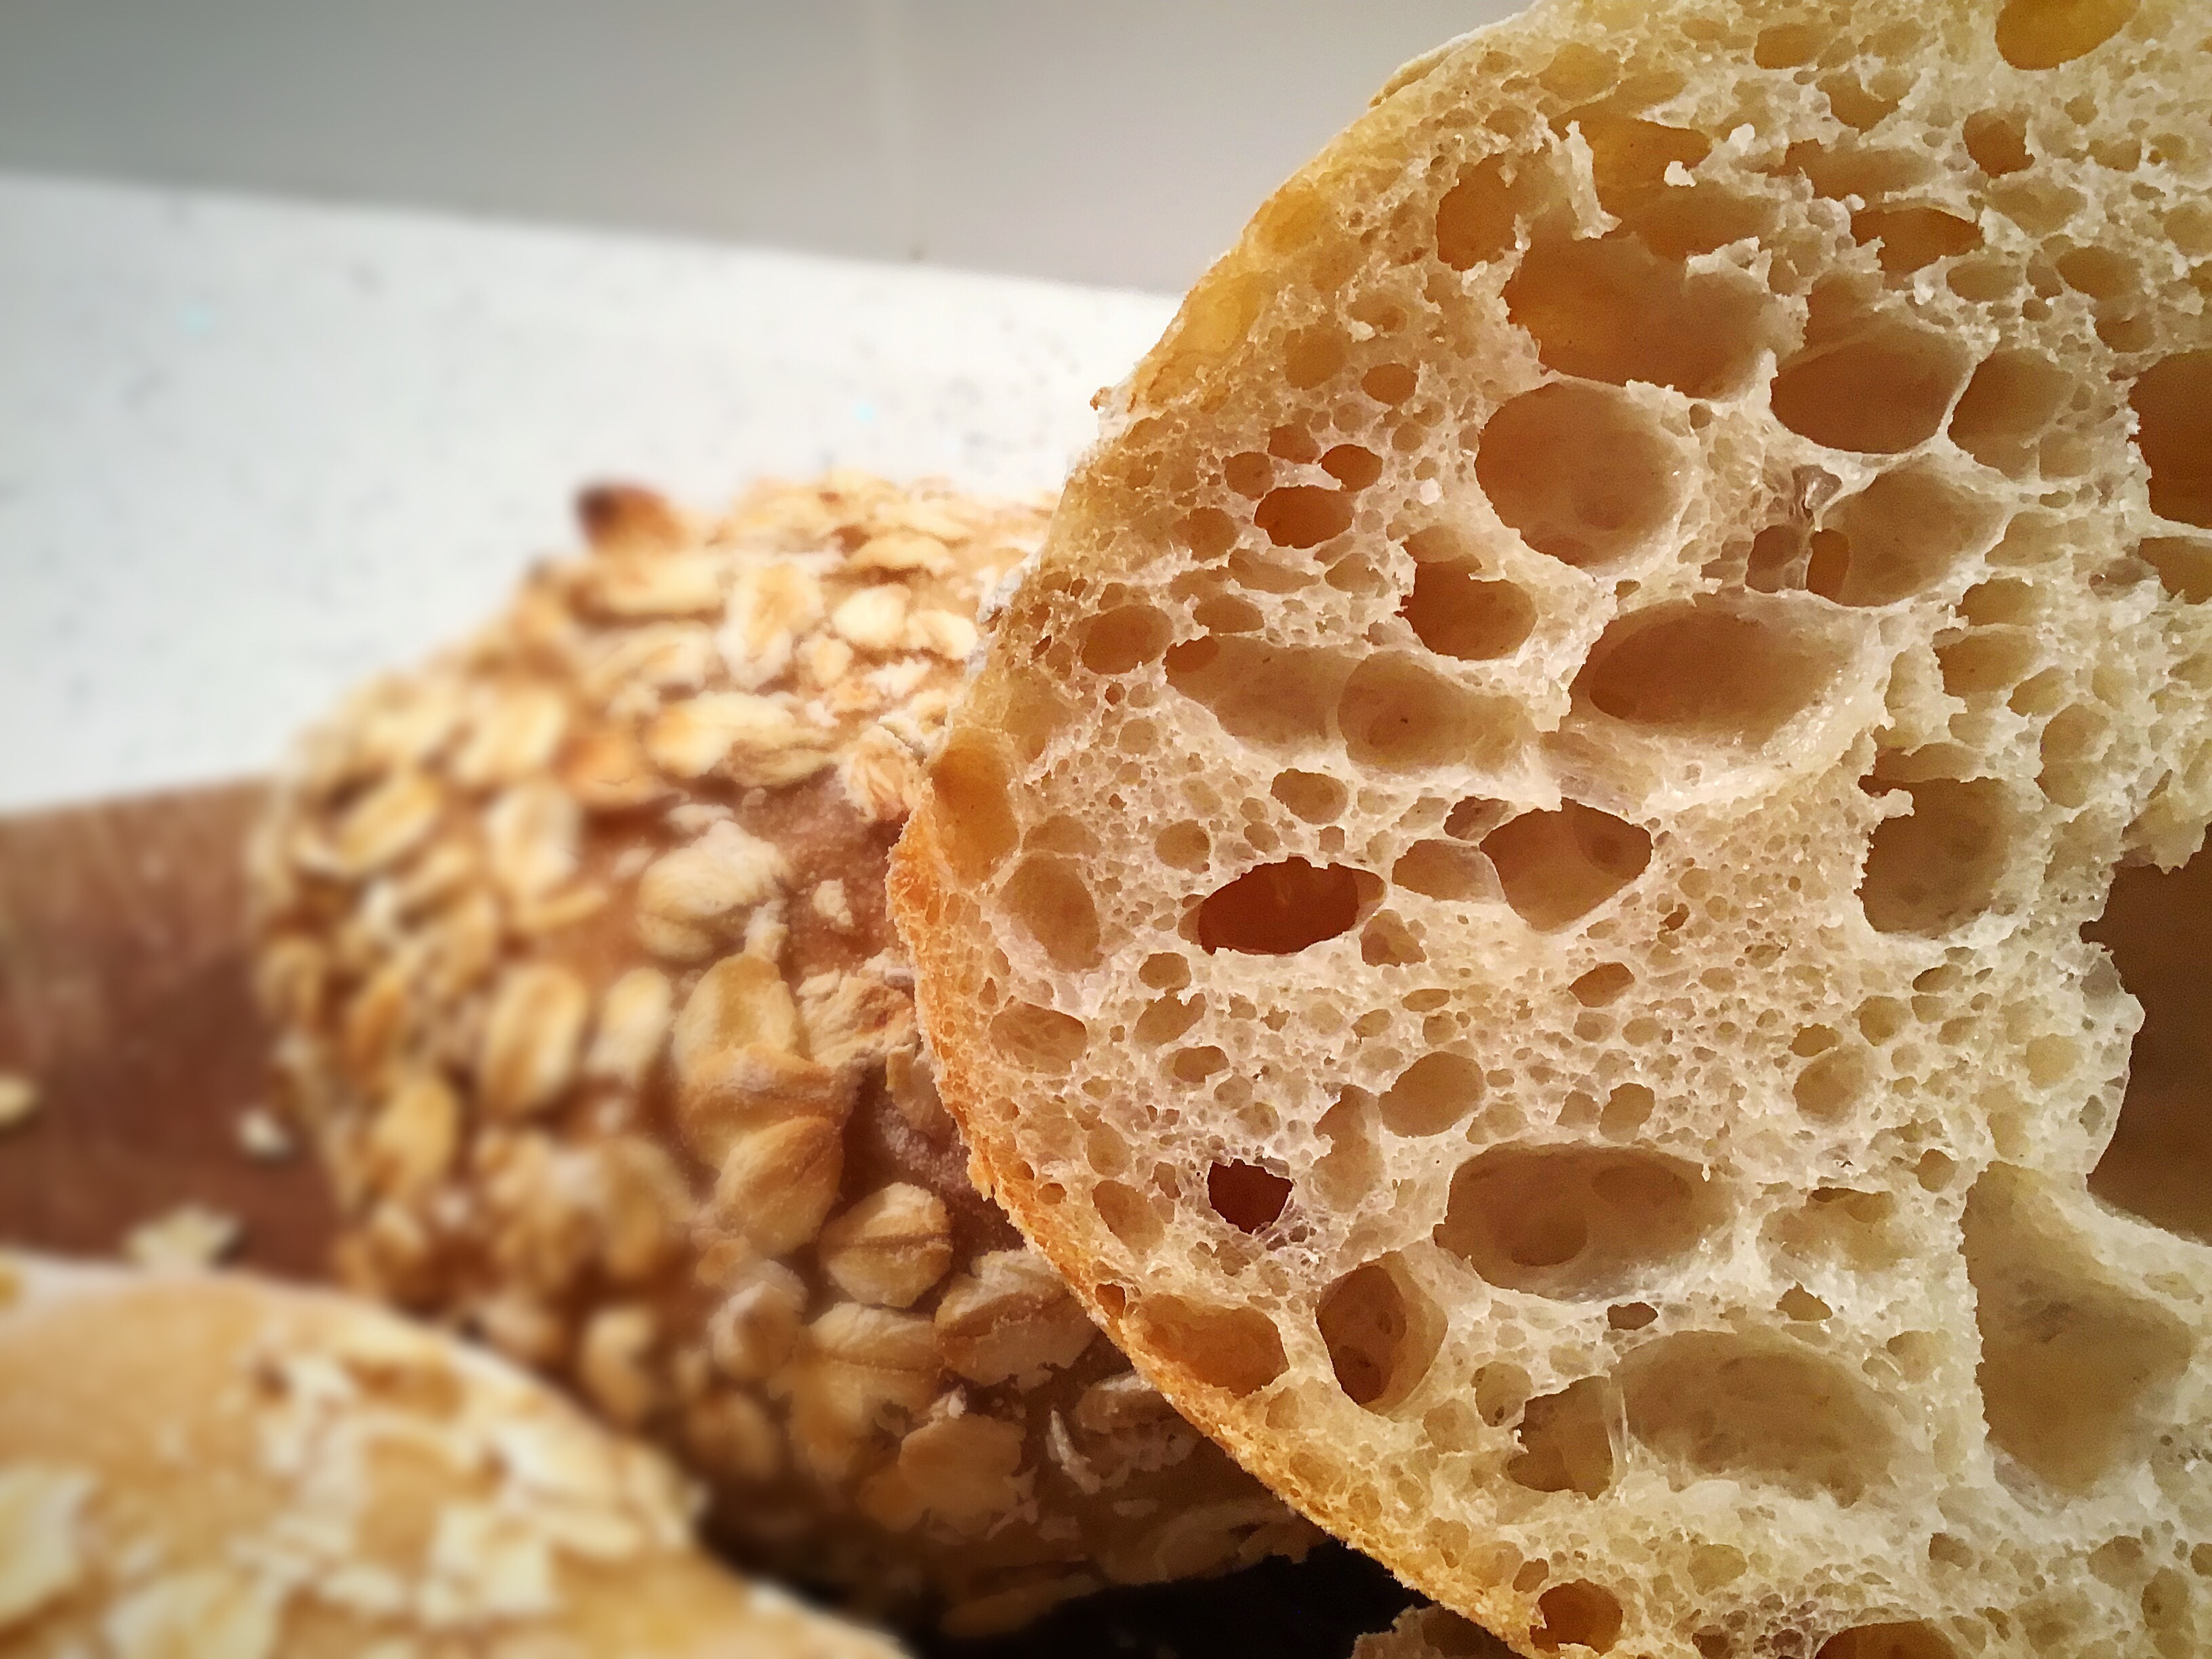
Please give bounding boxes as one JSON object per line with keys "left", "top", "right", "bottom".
{"left": 0, "top": 1250, "right": 906, "bottom": 1658}
{"left": 889, "top": 1, "right": 2212, "bottom": 1655}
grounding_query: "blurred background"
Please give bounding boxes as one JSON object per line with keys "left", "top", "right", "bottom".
{"left": 0, "top": 0, "right": 1504, "bottom": 291}
{"left": 0, "top": 1, "right": 1521, "bottom": 808}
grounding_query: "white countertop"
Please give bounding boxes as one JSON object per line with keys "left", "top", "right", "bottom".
{"left": 0, "top": 172, "right": 1177, "bottom": 812}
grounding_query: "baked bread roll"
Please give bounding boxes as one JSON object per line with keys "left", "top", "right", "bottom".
{"left": 888, "top": 3, "right": 2212, "bottom": 1656}
{"left": 249, "top": 474, "right": 1313, "bottom": 1635}
{"left": 0, "top": 1250, "right": 902, "bottom": 1658}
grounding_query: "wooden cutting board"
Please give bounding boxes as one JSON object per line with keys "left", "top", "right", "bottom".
{"left": 0, "top": 781, "right": 335, "bottom": 1275}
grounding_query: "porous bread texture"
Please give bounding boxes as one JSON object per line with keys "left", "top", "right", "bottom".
{"left": 249, "top": 474, "right": 1313, "bottom": 1637}
{"left": 0, "top": 1250, "right": 905, "bottom": 1659}
{"left": 889, "top": 3, "right": 2212, "bottom": 1656}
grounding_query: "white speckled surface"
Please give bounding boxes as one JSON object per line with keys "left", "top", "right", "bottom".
{"left": 0, "top": 171, "right": 1177, "bottom": 811}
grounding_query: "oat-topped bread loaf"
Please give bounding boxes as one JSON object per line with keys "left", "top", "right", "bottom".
{"left": 249, "top": 474, "right": 1312, "bottom": 1635}
{"left": 889, "top": 3, "right": 2212, "bottom": 1655}
{"left": 0, "top": 1250, "right": 904, "bottom": 1659}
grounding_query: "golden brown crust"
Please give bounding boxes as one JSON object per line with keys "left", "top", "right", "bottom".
{"left": 893, "top": 3, "right": 2212, "bottom": 1656}
{"left": 251, "top": 474, "right": 1314, "bottom": 1635}
{"left": 0, "top": 1251, "right": 906, "bottom": 1659}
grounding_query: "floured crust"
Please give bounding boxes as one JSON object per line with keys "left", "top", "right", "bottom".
{"left": 892, "top": 3, "right": 2212, "bottom": 1657}
{"left": 249, "top": 474, "right": 1313, "bottom": 1635}
{"left": 0, "top": 1250, "right": 904, "bottom": 1659}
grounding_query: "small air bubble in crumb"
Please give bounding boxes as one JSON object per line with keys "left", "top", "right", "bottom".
{"left": 0, "top": 1073, "right": 39, "bottom": 1130}
{"left": 811, "top": 879, "right": 857, "bottom": 933}
{"left": 234, "top": 1106, "right": 295, "bottom": 1160}
{"left": 125, "top": 1204, "right": 241, "bottom": 1269}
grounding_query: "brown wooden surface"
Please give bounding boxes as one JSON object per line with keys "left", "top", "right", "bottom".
{"left": 0, "top": 780, "right": 336, "bottom": 1276}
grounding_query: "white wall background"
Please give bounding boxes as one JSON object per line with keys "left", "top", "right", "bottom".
{"left": 0, "top": 1, "right": 1521, "bottom": 293}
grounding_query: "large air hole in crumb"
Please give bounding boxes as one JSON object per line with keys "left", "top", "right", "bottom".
{"left": 1315, "top": 1091, "right": 1383, "bottom": 1209}
{"left": 1506, "top": 231, "right": 1780, "bottom": 398}
{"left": 1080, "top": 605, "right": 1173, "bottom": 675}
{"left": 1255, "top": 485, "right": 1357, "bottom": 548}
{"left": 1443, "top": 796, "right": 1508, "bottom": 842}
{"left": 1822, "top": 70, "right": 1908, "bottom": 132}
{"left": 1814, "top": 463, "right": 2007, "bottom": 607}
{"left": 1165, "top": 636, "right": 1354, "bottom": 750}
{"left": 1963, "top": 1165, "right": 2192, "bottom": 1492}
{"left": 1786, "top": 140, "right": 1940, "bottom": 205}
{"left": 1435, "top": 1145, "right": 1723, "bottom": 1297}
{"left": 1963, "top": 110, "right": 2032, "bottom": 176}
{"left": 1794, "top": 1046, "right": 1875, "bottom": 1122}
{"left": 1817, "top": 1623, "right": 1959, "bottom": 1659}
{"left": 1481, "top": 803, "right": 1652, "bottom": 930}
{"left": 1393, "top": 839, "right": 1496, "bottom": 903}
{"left": 1507, "top": 1377, "right": 1616, "bottom": 1497}
{"left": 1574, "top": 598, "right": 1845, "bottom": 746}
{"left": 2084, "top": 842, "right": 2212, "bottom": 1242}
{"left": 1627, "top": 183, "right": 1775, "bottom": 262}
{"left": 1156, "top": 821, "right": 1209, "bottom": 870}
{"left": 1133, "top": 992, "right": 1202, "bottom": 1046}
{"left": 1208, "top": 1160, "right": 1292, "bottom": 1233}
{"left": 1283, "top": 327, "right": 1347, "bottom": 389}
{"left": 1001, "top": 854, "right": 1103, "bottom": 970}
{"left": 1323, "top": 445, "right": 1383, "bottom": 490}
{"left": 1571, "top": 962, "right": 1635, "bottom": 1006}
{"left": 1317, "top": 1255, "right": 1446, "bottom": 1412}
{"left": 1599, "top": 1084, "right": 1655, "bottom": 1139}
{"left": 1338, "top": 655, "right": 1530, "bottom": 774}
{"left": 1435, "top": 153, "right": 1532, "bottom": 270}
{"left": 1272, "top": 769, "right": 1348, "bottom": 822}
{"left": 1094, "top": 1179, "right": 1166, "bottom": 1253}
{"left": 1130, "top": 1295, "right": 1286, "bottom": 1395}
{"left": 1475, "top": 383, "right": 1683, "bottom": 569}
{"left": 1533, "top": 1582, "right": 1623, "bottom": 1654}
{"left": 1771, "top": 315, "right": 1974, "bottom": 454}
{"left": 1851, "top": 207, "right": 1982, "bottom": 277}
{"left": 1401, "top": 565, "right": 1537, "bottom": 659}
{"left": 989, "top": 1002, "right": 1089, "bottom": 1072}
{"left": 1361, "top": 912, "right": 1427, "bottom": 966}
{"left": 1949, "top": 350, "right": 2077, "bottom": 478}
{"left": 1195, "top": 859, "right": 1380, "bottom": 955}
{"left": 1568, "top": 110, "right": 1709, "bottom": 223}
{"left": 1380, "top": 1052, "right": 1484, "bottom": 1136}
{"left": 930, "top": 733, "right": 1019, "bottom": 880}
{"left": 1618, "top": 1333, "right": 1895, "bottom": 1503}
{"left": 2129, "top": 353, "right": 2212, "bottom": 529}
{"left": 2039, "top": 702, "right": 2110, "bottom": 807}
{"left": 1994, "top": 0, "right": 2138, "bottom": 68}
{"left": 1858, "top": 779, "right": 2015, "bottom": 936}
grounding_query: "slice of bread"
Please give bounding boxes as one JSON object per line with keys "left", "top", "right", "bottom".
{"left": 888, "top": 3, "right": 2212, "bottom": 1655}
{"left": 0, "top": 1250, "right": 905, "bottom": 1659}
{"left": 249, "top": 474, "right": 1312, "bottom": 1636}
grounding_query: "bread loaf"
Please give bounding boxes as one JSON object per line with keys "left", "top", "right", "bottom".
{"left": 888, "top": 3, "right": 2212, "bottom": 1655}
{"left": 0, "top": 1250, "right": 904, "bottom": 1658}
{"left": 249, "top": 474, "right": 1313, "bottom": 1635}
